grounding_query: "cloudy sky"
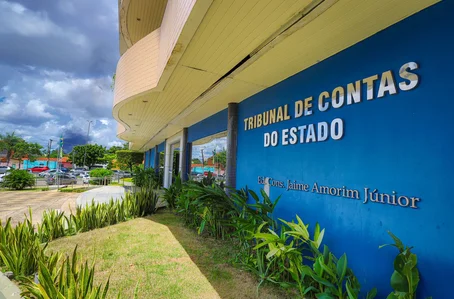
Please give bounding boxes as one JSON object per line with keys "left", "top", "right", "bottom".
{"left": 0, "top": 0, "right": 122, "bottom": 152}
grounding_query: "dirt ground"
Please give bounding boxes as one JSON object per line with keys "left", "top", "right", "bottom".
{"left": 0, "top": 190, "right": 78, "bottom": 225}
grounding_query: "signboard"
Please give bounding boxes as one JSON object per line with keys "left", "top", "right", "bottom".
{"left": 243, "top": 62, "right": 419, "bottom": 148}
{"left": 258, "top": 176, "right": 420, "bottom": 209}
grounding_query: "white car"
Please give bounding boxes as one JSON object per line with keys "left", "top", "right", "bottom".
{"left": 0, "top": 173, "right": 6, "bottom": 183}
{"left": 0, "top": 166, "right": 10, "bottom": 174}
{"left": 39, "top": 169, "right": 54, "bottom": 177}
{"left": 82, "top": 174, "right": 90, "bottom": 184}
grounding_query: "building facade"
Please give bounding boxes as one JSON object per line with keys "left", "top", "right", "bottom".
{"left": 113, "top": 0, "right": 452, "bottom": 297}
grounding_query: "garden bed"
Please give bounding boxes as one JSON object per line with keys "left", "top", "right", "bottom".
{"left": 47, "top": 211, "right": 292, "bottom": 299}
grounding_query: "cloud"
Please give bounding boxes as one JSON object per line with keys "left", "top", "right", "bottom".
{"left": 0, "top": 0, "right": 121, "bottom": 149}
{"left": 61, "top": 127, "right": 89, "bottom": 152}
{"left": 192, "top": 137, "right": 227, "bottom": 160}
{"left": 0, "top": 0, "right": 118, "bottom": 77}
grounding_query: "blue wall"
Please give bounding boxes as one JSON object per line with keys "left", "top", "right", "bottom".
{"left": 144, "top": 151, "right": 150, "bottom": 168}
{"left": 236, "top": 2, "right": 452, "bottom": 297}
{"left": 157, "top": 141, "right": 165, "bottom": 153}
{"left": 188, "top": 109, "right": 227, "bottom": 143}
{"left": 23, "top": 160, "right": 57, "bottom": 169}
{"left": 149, "top": 148, "right": 155, "bottom": 168}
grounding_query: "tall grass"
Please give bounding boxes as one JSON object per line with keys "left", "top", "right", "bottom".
{"left": 20, "top": 247, "right": 111, "bottom": 299}
{"left": 0, "top": 186, "right": 160, "bottom": 298}
{"left": 0, "top": 213, "right": 47, "bottom": 278}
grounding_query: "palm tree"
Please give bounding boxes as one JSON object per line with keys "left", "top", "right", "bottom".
{"left": 0, "top": 132, "right": 23, "bottom": 166}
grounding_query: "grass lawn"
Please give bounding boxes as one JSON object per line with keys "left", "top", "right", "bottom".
{"left": 48, "top": 211, "right": 292, "bottom": 299}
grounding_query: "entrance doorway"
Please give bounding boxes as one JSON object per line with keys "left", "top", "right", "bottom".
{"left": 164, "top": 133, "right": 185, "bottom": 188}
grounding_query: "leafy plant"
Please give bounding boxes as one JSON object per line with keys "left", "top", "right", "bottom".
{"left": 201, "top": 172, "right": 216, "bottom": 186}
{"left": 20, "top": 246, "right": 111, "bottom": 299}
{"left": 380, "top": 231, "right": 425, "bottom": 299}
{"left": 132, "top": 165, "right": 159, "bottom": 188}
{"left": 163, "top": 174, "right": 182, "bottom": 210}
{"left": 1, "top": 169, "right": 35, "bottom": 190}
{"left": 38, "top": 210, "right": 71, "bottom": 242}
{"left": 0, "top": 212, "right": 47, "bottom": 278}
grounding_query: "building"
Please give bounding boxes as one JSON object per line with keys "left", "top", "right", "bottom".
{"left": 22, "top": 157, "right": 72, "bottom": 170}
{"left": 113, "top": 1, "right": 452, "bottom": 297}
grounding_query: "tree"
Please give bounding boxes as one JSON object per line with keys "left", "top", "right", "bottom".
{"left": 99, "top": 153, "right": 116, "bottom": 169}
{"left": 107, "top": 146, "right": 122, "bottom": 155}
{"left": 116, "top": 150, "right": 144, "bottom": 172}
{"left": 69, "top": 144, "right": 106, "bottom": 167}
{"left": 191, "top": 158, "right": 202, "bottom": 164}
{"left": 12, "top": 141, "right": 43, "bottom": 169}
{"left": 212, "top": 148, "right": 227, "bottom": 168}
{"left": 0, "top": 132, "right": 23, "bottom": 165}
{"left": 48, "top": 149, "right": 66, "bottom": 158}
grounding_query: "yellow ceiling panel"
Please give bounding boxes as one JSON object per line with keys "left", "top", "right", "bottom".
{"left": 127, "top": 0, "right": 168, "bottom": 45}
{"left": 235, "top": 0, "right": 439, "bottom": 87}
{"left": 180, "top": 0, "right": 313, "bottom": 75}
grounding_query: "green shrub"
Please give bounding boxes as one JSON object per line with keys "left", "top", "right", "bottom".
{"left": 132, "top": 165, "right": 159, "bottom": 188}
{"left": 1, "top": 169, "right": 35, "bottom": 190}
{"left": 40, "top": 187, "right": 49, "bottom": 191}
{"left": 89, "top": 169, "right": 113, "bottom": 185}
{"left": 174, "top": 183, "right": 381, "bottom": 298}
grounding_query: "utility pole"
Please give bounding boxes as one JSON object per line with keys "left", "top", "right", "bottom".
{"left": 46, "top": 139, "right": 53, "bottom": 167}
{"left": 201, "top": 148, "right": 205, "bottom": 173}
{"left": 83, "top": 120, "right": 93, "bottom": 169}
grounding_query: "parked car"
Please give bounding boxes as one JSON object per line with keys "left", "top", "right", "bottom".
{"left": 39, "top": 169, "right": 58, "bottom": 177}
{"left": 30, "top": 166, "right": 50, "bottom": 173}
{"left": 46, "top": 173, "right": 77, "bottom": 185}
{"left": 82, "top": 174, "right": 90, "bottom": 184}
{"left": 72, "top": 168, "right": 87, "bottom": 176}
{"left": 60, "top": 167, "right": 69, "bottom": 172}
{"left": 0, "top": 166, "right": 10, "bottom": 174}
{"left": 113, "top": 171, "right": 132, "bottom": 179}
{"left": 0, "top": 171, "right": 11, "bottom": 183}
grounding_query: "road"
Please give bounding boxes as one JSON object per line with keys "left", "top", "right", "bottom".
{"left": 0, "top": 190, "right": 78, "bottom": 225}
{"left": 76, "top": 186, "right": 125, "bottom": 206}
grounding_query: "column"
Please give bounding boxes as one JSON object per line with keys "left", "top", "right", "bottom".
{"left": 164, "top": 141, "right": 171, "bottom": 188}
{"left": 226, "top": 103, "right": 238, "bottom": 189}
{"left": 180, "top": 128, "right": 188, "bottom": 182}
{"left": 154, "top": 145, "right": 159, "bottom": 176}
{"left": 186, "top": 142, "right": 192, "bottom": 181}
{"left": 149, "top": 148, "right": 155, "bottom": 169}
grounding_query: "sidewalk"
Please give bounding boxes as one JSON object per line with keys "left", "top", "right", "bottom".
{"left": 76, "top": 186, "right": 125, "bottom": 206}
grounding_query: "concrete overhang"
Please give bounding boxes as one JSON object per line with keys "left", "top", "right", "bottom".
{"left": 113, "top": 0, "right": 439, "bottom": 151}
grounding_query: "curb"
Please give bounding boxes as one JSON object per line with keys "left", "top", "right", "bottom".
{"left": 0, "top": 272, "right": 21, "bottom": 299}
